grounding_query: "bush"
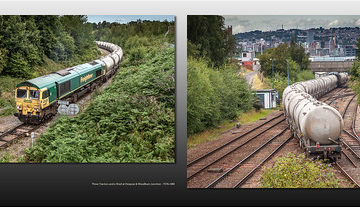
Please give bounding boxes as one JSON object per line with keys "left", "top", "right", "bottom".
{"left": 261, "top": 153, "right": 341, "bottom": 188}
{"left": 0, "top": 106, "right": 16, "bottom": 117}
{"left": 296, "top": 70, "right": 315, "bottom": 82}
{"left": 126, "top": 46, "right": 147, "bottom": 66}
{"left": 187, "top": 57, "right": 254, "bottom": 135}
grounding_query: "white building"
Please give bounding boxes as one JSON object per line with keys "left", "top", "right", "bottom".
{"left": 241, "top": 51, "right": 254, "bottom": 62}
{"left": 256, "top": 89, "right": 277, "bottom": 109}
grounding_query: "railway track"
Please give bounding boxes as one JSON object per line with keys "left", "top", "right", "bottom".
{"left": 317, "top": 88, "right": 360, "bottom": 188}
{"left": 187, "top": 114, "right": 287, "bottom": 186}
{"left": 341, "top": 95, "right": 360, "bottom": 161}
{"left": 0, "top": 83, "right": 104, "bottom": 152}
{"left": 187, "top": 87, "right": 346, "bottom": 188}
{"left": 334, "top": 92, "right": 360, "bottom": 187}
{"left": 0, "top": 47, "right": 119, "bottom": 154}
{"left": 206, "top": 129, "right": 293, "bottom": 188}
{"left": 187, "top": 112, "right": 285, "bottom": 167}
{"left": 0, "top": 78, "right": 111, "bottom": 152}
{"left": 0, "top": 123, "right": 43, "bottom": 149}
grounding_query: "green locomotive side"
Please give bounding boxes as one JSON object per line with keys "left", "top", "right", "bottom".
{"left": 14, "top": 59, "right": 105, "bottom": 123}
{"left": 56, "top": 60, "right": 105, "bottom": 99}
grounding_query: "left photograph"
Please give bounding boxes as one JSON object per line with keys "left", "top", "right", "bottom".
{"left": 0, "top": 15, "right": 175, "bottom": 163}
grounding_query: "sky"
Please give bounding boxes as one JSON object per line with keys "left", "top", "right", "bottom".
{"left": 224, "top": 15, "right": 360, "bottom": 34}
{"left": 86, "top": 15, "right": 174, "bottom": 24}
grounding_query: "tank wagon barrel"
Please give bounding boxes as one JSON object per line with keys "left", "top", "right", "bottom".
{"left": 14, "top": 41, "right": 123, "bottom": 124}
{"left": 282, "top": 73, "right": 348, "bottom": 161}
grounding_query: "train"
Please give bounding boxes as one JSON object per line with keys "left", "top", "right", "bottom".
{"left": 282, "top": 73, "right": 348, "bottom": 161}
{"left": 14, "top": 41, "right": 123, "bottom": 124}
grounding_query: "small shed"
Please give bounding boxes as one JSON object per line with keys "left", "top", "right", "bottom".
{"left": 255, "top": 89, "right": 277, "bottom": 109}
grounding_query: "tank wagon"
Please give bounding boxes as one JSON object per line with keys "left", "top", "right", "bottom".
{"left": 283, "top": 74, "right": 348, "bottom": 161}
{"left": 14, "top": 41, "right": 123, "bottom": 124}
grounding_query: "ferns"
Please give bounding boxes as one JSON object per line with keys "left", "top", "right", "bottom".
{"left": 25, "top": 37, "right": 175, "bottom": 163}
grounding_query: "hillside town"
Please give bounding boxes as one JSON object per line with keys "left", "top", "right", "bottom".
{"left": 235, "top": 26, "right": 360, "bottom": 58}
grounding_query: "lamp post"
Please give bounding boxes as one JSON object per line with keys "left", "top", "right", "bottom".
{"left": 271, "top": 58, "right": 274, "bottom": 89}
{"left": 286, "top": 59, "right": 290, "bottom": 86}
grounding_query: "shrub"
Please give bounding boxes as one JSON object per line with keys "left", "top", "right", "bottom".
{"left": 296, "top": 70, "right": 315, "bottom": 82}
{"left": 261, "top": 153, "right": 341, "bottom": 188}
{"left": 187, "top": 58, "right": 254, "bottom": 135}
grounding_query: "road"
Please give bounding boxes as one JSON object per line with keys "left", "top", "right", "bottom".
{"left": 244, "top": 71, "right": 257, "bottom": 87}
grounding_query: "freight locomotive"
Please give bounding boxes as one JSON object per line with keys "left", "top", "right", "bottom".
{"left": 14, "top": 41, "right": 123, "bottom": 124}
{"left": 282, "top": 73, "right": 348, "bottom": 161}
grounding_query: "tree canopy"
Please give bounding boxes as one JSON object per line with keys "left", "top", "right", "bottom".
{"left": 187, "top": 15, "right": 235, "bottom": 67}
{"left": 259, "top": 41, "right": 310, "bottom": 77}
{"left": 0, "top": 15, "right": 99, "bottom": 78}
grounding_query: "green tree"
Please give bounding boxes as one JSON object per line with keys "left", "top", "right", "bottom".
{"left": 0, "top": 16, "right": 42, "bottom": 77}
{"left": 259, "top": 44, "right": 289, "bottom": 77}
{"left": 60, "top": 15, "right": 98, "bottom": 57}
{"left": 0, "top": 47, "right": 8, "bottom": 74}
{"left": 6, "top": 52, "right": 31, "bottom": 78}
{"left": 289, "top": 37, "right": 310, "bottom": 71}
{"left": 259, "top": 42, "right": 310, "bottom": 78}
{"left": 357, "top": 36, "right": 360, "bottom": 60}
{"left": 187, "top": 15, "right": 234, "bottom": 67}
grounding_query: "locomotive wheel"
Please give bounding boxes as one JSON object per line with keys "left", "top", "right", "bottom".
{"left": 73, "top": 94, "right": 78, "bottom": 102}
{"left": 90, "top": 84, "right": 96, "bottom": 92}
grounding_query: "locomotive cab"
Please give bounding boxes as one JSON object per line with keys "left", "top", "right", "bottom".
{"left": 14, "top": 86, "right": 50, "bottom": 124}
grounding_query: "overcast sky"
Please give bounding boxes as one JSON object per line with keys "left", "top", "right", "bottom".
{"left": 86, "top": 15, "right": 174, "bottom": 24}
{"left": 224, "top": 15, "right": 360, "bottom": 34}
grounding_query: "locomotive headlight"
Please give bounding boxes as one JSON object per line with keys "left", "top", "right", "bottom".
{"left": 34, "top": 108, "right": 39, "bottom": 112}
{"left": 16, "top": 105, "right": 21, "bottom": 109}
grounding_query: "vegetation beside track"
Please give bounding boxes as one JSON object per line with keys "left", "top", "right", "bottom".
{"left": 187, "top": 16, "right": 255, "bottom": 136}
{"left": 187, "top": 108, "right": 277, "bottom": 148}
{"left": 261, "top": 153, "right": 348, "bottom": 188}
{"left": 24, "top": 20, "right": 175, "bottom": 163}
{"left": 349, "top": 37, "right": 360, "bottom": 96}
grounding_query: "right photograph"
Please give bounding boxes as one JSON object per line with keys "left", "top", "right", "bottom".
{"left": 187, "top": 15, "right": 360, "bottom": 188}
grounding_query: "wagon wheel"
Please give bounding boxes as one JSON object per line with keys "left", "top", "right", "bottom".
{"left": 299, "top": 139, "right": 304, "bottom": 149}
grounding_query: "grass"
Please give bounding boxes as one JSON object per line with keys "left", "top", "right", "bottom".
{"left": 252, "top": 73, "right": 269, "bottom": 90}
{"left": 0, "top": 76, "right": 24, "bottom": 117}
{"left": 187, "top": 108, "right": 278, "bottom": 149}
{"left": 238, "top": 67, "right": 253, "bottom": 76}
